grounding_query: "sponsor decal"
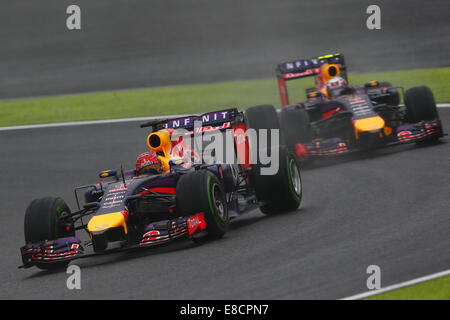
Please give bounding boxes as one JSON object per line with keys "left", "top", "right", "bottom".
{"left": 184, "top": 122, "right": 231, "bottom": 135}
{"left": 165, "top": 110, "right": 233, "bottom": 130}
{"left": 350, "top": 99, "right": 367, "bottom": 104}
{"left": 108, "top": 187, "right": 128, "bottom": 193}
{"left": 398, "top": 130, "right": 413, "bottom": 142}
{"left": 283, "top": 68, "right": 317, "bottom": 79}
{"left": 187, "top": 213, "right": 207, "bottom": 235}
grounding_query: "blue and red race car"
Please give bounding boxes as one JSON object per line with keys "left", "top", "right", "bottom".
{"left": 20, "top": 105, "right": 302, "bottom": 270}
{"left": 276, "top": 53, "right": 444, "bottom": 159}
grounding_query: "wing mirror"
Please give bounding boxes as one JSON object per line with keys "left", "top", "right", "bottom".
{"left": 307, "top": 91, "right": 323, "bottom": 99}
{"left": 364, "top": 81, "right": 380, "bottom": 88}
{"left": 99, "top": 170, "right": 118, "bottom": 179}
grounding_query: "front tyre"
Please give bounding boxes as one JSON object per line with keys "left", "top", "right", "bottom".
{"left": 24, "top": 197, "right": 74, "bottom": 270}
{"left": 405, "top": 86, "right": 438, "bottom": 123}
{"left": 404, "top": 86, "right": 441, "bottom": 144}
{"left": 176, "top": 170, "right": 229, "bottom": 241}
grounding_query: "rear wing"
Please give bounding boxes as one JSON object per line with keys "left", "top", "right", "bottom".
{"left": 276, "top": 53, "right": 347, "bottom": 106}
{"left": 140, "top": 108, "right": 241, "bottom": 133}
{"left": 276, "top": 53, "right": 347, "bottom": 81}
{"left": 140, "top": 107, "right": 252, "bottom": 170}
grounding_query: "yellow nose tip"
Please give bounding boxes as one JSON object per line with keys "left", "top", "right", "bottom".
{"left": 87, "top": 212, "right": 127, "bottom": 234}
{"left": 354, "top": 116, "right": 385, "bottom": 133}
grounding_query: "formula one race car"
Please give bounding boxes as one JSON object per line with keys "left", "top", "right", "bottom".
{"left": 276, "top": 53, "right": 444, "bottom": 159}
{"left": 20, "top": 105, "right": 302, "bottom": 270}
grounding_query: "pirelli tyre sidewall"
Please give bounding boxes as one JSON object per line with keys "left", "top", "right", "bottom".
{"left": 176, "top": 170, "right": 229, "bottom": 241}
{"left": 253, "top": 147, "right": 302, "bottom": 215}
{"left": 285, "top": 152, "right": 302, "bottom": 205}
{"left": 24, "top": 197, "right": 74, "bottom": 270}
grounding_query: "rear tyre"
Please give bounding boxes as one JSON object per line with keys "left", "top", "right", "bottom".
{"left": 252, "top": 146, "right": 302, "bottom": 215}
{"left": 24, "top": 197, "right": 74, "bottom": 270}
{"left": 278, "top": 105, "right": 312, "bottom": 152}
{"left": 245, "top": 104, "right": 282, "bottom": 148}
{"left": 177, "top": 170, "right": 229, "bottom": 241}
{"left": 245, "top": 105, "right": 302, "bottom": 214}
{"left": 405, "top": 86, "right": 438, "bottom": 122}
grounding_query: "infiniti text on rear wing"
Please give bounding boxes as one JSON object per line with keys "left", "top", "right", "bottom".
{"left": 276, "top": 53, "right": 346, "bottom": 81}
{"left": 276, "top": 53, "right": 347, "bottom": 106}
{"left": 140, "top": 108, "right": 240, "bottom": 134}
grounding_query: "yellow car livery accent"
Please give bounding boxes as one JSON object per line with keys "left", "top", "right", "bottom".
{"left": 366, "top": 80, "right": 380, "bottom": 87}
{"left": 87, "top": 212, "right": 128, "bottom": 234}
{"left": 317, "top": 53, "right": 340, "bottom": 60}
{"left": 147, "top": 130, "right": 171, "bottom": 155}
{"left": 157, "top": 156, "right": 171, "bottom": 173}
{"left": 322, "top": 64, "right": 340, "bottom": 82}
{"left": 353, "top": 116, "right": 385, "bottom": 139}
{"left": 146, "top": 130, "right": 173, "bottom": 173}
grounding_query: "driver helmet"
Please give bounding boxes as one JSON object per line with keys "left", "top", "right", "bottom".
{"left": 135, "top": 151, "right": 163, "bottom": 175}
{"left": 326, "top": 76, "right": 349, "bottom": 98}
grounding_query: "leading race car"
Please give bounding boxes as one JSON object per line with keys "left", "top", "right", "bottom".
{"left": 20, "top": 105, "right": 302, "bottom": 270}
{"left": 276, "top": 53, "right": 444, "bottom": 160}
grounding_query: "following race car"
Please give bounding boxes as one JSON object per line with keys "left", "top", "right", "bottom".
{"left": 276, "top": 53, "right": 444, "bottom": 159}
{"left": 20, "top": 105, "right": 302, "bottom": 270}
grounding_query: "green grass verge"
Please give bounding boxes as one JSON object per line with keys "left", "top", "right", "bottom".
{"left": 1, "top": 67, "right": 449, "bottom": 127}
{"left": 366, "top": 275, "right": 450, "bottom": 300}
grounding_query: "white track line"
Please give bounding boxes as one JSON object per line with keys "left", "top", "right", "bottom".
{"left": 1, "top": 104, "right": 449, "bottom": 132}
{"left": 0, "top": 114, "right": 188, "bottom": 132}
{"left": 341, "top": 269, "right": 450, "bottom": 300}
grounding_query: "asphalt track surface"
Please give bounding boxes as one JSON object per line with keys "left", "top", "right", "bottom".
{"left": 1, "top": 0, "right": 450, "bottom": 99}
{"left": 0, "top": 109, "right": 448, "bottom": 299}
{"left": 0, "top": 0, "right": 449, "bottom": 300}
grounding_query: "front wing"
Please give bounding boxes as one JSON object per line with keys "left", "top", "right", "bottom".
{"left": 19, "top": 213, "right": 207, "bottom": 269}
{"left": 294, "top": 119, "right": 443, "bottom": 159}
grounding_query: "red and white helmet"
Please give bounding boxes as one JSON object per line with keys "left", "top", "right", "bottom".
{"left": 135, "top": 151, "right": 163, "bottom": 175}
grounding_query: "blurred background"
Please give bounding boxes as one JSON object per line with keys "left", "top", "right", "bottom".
{"left": 0, "top": 0, "right": 449, "bottom": 99}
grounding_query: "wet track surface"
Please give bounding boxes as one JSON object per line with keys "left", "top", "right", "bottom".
{"left": 0, "top": 109, "right": 449, "bottom": 299}
{"left": 0, "top": 0, "right": 450, "bottom": 99}
{"left": 0, "top": 0, "right": 449, "bottom": 299}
